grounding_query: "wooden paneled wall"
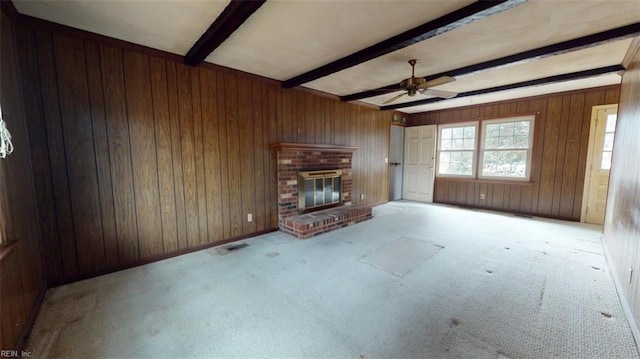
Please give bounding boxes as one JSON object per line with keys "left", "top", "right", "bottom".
{"left": 408, "top": 86, "right": 620, "bottom": 221}
{"left": 0, "top": 8, "right": 45, "bottom": 351}
{"left": 603, "top": 38, "right": 640, "bottom": 336}
{"left": 12, "top": 19, "right": 390, "bottom": 284}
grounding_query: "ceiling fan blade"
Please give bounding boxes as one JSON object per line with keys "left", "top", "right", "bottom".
{"left": 383, "top": 92, "right": 408, "bottom": 104}
{"left": 421, "top": 75, "right": 456, "bottom": 88}
{"left": 421, "top": 88, "right": 458, "bottom": 99}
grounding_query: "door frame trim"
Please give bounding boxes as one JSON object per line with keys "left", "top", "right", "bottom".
{"left": 581, "top": 103, "right": 617, "bottom": 223}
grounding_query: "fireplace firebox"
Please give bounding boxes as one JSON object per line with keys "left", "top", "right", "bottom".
{"left": 298, "top": 170, "right": 342, "bottom": 213}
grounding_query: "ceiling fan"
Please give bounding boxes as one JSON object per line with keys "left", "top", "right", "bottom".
{"left": 383, "top": 59, "right": 457, "bottom": 104}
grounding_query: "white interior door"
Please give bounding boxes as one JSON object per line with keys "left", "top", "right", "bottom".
{"left": 582, "top": 104, "right": 618, "bottom": 225}
{"left": 403, "top": 125, "right": 436, "bottom": 202}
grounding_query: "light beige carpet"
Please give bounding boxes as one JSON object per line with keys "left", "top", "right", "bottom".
{"left": 25, "top": 201, "right": 639, "bottom": 358}
{"left": 357, "top": 236, "right": 443, "bottom": 277}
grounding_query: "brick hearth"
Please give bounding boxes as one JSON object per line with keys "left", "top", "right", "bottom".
{"left": 272, "top": 143, "right": 373, "bottom": 238}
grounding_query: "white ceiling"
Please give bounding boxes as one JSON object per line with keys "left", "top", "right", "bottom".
{"left": 13, "top": 0, "right": 640, "bottom": 114}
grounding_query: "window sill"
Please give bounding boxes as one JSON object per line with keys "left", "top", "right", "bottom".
{"left": 437, "top": 177, "right": 535, "bottom": 186}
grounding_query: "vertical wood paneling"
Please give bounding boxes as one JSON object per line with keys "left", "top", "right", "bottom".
{"left": 238, "top": 76, "right": 256, "bottom": 235}
{"left": 19, "top": 24, "right": 390, "bottom": 284}
{"left": 150, "top": 57, "right": 178, "bottom": 252}
{"left": 54, "top": 34, "right": 105, "bottom": 273}
{"left": 528, "top": 97, "right": 547, "bottom": 213}
{"left": 281, "top": 89, "right": 293, "bottom": 142}
{"left": 537, "top": 96, "right": 562, "bottom": 215}
{"left": 101, "top": 45, "right": 139, "bottom": 264}
{"left": 123, "top": 51, "right": 163, "bottom": 258}
{"left": 261, "top": 83, "right": 272, "bottom": 227}
{"left": 225, "top": 73, "right": 242, "bottom": 238}
{"left": 15, "top": 24, "right": 64, "bottom": 281}
{"left": 84, "top": 41, "right": 119, "bottom": 268}
{"left": 191, "top": 67, "right": 208, "bottom": 245}
{"left": 166, "top": 61, "right": 187, "bottom": 250}
{"left": 410, "top": 86, "right": 619, "bottom": 220}
{"left": 176, "top": 64, "right": 199, "bottom": 247}
{"left": 1, "top": 11, "right": 46, "bottom": 350}
{"left": 550, "top": 96, "right": 571, "bottom": 216}
{"left": 559, "top": 94, "right": 584, "bottom": 218}
{"left": 200, "top": 69, "right": 224, "bottom": 242}
{"left": 251, "top": 82, "right": 266, "bottom": 232}
{"left": 267, "top": 84, "right": 279, "bottom": 226}
{"left": 603, "top": 39, "right": 640, "bottom": 333}
{"left": 36, "top": 31, "right": 79, "bottom": 277}
{"left": 216, "top": 71, "right": 231, "bottom": 239}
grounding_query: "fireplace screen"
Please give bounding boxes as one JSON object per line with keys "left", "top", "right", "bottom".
{"left": 298, "top": 169, "right": 342, "bottom": 212}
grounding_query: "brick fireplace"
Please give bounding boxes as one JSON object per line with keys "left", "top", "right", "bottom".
{"left": 272, "top": 143, "right": 372, "bottom": 238}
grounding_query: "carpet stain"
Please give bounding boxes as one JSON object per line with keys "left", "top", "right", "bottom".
{"left": 486, "top": 270, "right": 493, "bottom": 274}
{"left": 504, "top": 247, "right": 510, "bottom": 250}
{"left": 600, "top": 311, "right": 613, "bottom": 318}
{"left": 449, "top": 318, "right": 461, "bottom": 327}
{"left": 265, "top": 252, "right": 279, "bottom": 257}
{"left": 538, "top": 281, "right": 546, "bottom": 307}
{"left": 592, "top": 266, "right": 601, "bottom": 270}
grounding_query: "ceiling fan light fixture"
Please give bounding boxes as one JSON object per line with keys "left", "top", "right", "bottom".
{"left": 383, "top": 59, "right": 458, "bottom": 105}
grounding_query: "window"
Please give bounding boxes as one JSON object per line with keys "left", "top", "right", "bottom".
{"left": 600, "top": 113, "right": 616, "bottom": 170}
{"left": 437, "top": 122, "right": 477, "bottom": 177}
{"left": 436, "top": 115, "right": 535, "bottom": 182}
{"left": 479, "top": 116, "right": 534, "bottom": 180}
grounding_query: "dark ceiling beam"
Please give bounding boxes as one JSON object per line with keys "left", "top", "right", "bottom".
{"left": 184, "top": 0, "right": 266, "bottom": 66}
{"left": 281, "top": 0, "right": 526, "bottom": 88}
{"left": 380, "top": 65, "right": 624, "bottom": 110}
{"left": 343, "top": 23, "right": 640, "bottom": 102}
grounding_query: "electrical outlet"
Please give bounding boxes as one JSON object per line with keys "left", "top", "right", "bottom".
{"left": 247, "top": 213, "right": 253, "bottom": 222}
{"left": 480, "top": 193, "right": 486, "bottom": 200}
{"left": 360, "top": 194, "right": 365, "bottom": 200}
{"left": 384, "top": 157, "right": 388, "bottom": 163}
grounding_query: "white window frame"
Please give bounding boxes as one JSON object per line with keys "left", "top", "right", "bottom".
{"left": 478, "top": 115, "right": 535, "bottom": 181}
{"left": 436, "top": 121, "right": 478, "bottom": 178}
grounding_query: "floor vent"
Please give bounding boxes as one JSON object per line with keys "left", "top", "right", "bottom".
{"left": 215, "top": 243, "right": 249, "bottom": 256}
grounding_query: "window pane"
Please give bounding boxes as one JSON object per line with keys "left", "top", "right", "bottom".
{"left": 441, "top": 139, "right": 451, "bottom": 151}
{"left": 499, "top": 122, "right": 515, "bottom": 136}
{"left": 484, "top": 121, "right": 530, "bottom": 149}
{"left": 482, "top": 150, "right": 527, "bottom": 178}
{"left": 438, "top": 124, "right": 477, "bottom": 177}
{"left": 463, "top": 138, "right": 475, "bottom": 149}
{"left": 439, "top": 150, "right": 473, "bottom": 176}
{"left": 485, "top": 135, "right": 497, "bottom": 149}
{"left": 606, "top": 114, "right": 617, "bottom": 132}
{"left": 443, "top": 125, "right": 475, "bottom": 150}
{"left": 464, "top": 126, "right": 475, "bottom": 138}
{"left": 513, "top": 135, "right": 529, "bottom": 148}
{"left": 603, "top": 133, "right": 615, "bottom": 151}
{"left": 601, "top": 151, "right": 612, "bottom": 170}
